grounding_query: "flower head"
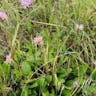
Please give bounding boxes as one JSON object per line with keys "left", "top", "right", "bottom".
{"left": 21, "top": 0, "right": 31, "bottom": 8}
{"left": 73, "top": 81, "right": 78, "bottom": 88}
{"left": 75, "top": 24, "right": 84, "bottom": 30}
{"left": 33, "top": 36, "right": 43, "bottom": 46}
{"left": 5, "top": 53, "right": 14, "bottom": 64}
{"left": 0, "top": 12, "right": 8, "bottom": 21}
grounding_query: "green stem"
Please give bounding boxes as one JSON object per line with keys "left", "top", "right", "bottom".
{"left": 44, "top": 42, "right": 49, "bottom": 72}
{"left": 12, "top": 23, "right": 20, "bottom": 47}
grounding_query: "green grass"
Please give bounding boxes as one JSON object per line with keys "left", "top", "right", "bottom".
{"left": 0, "top": 0, "right": 96, "bottom": 96}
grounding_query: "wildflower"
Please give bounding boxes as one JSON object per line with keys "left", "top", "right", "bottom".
{"left": 21, "top": 0, "right": 31, "bottom": 8}
{"left": 5, "top": 53, "right": 14, "bottom": 64}
{"left": 75, "top": 24, "right": 84, "bottom": 30}
{"left": 33, "top": 36, "right": 43, "bottom": 46}
{"left": 73, "top": 81, "right": 78, "bottom": 88}
{"left": 0, "top": 12, "right": 8, "bottom": 21}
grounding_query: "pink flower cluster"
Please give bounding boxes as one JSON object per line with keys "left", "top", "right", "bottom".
{"left": 5, "top": 53, "right": 14, "bottom": 64}
{"left": 21, "top": 0, "right": 32, "bottom": 8}
{"left": 75, "top": 24, "right": 84, "bottom": 30}
{"left": 33, "top": 36, "right": 43, "bottom": 46}
{"left": 0, "top": 12, "right": 8, "bottom": 20}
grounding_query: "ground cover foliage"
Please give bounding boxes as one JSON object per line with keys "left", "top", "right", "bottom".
{"left": 0, "top": 0, "right": 96, "bottom": 96}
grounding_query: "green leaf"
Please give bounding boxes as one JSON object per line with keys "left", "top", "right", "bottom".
{"left": 49, "top": 89, "right": 55, "bottom": 96}
{"left": 14, "top": 70, "right": 22, "bottom": 80}
{"left": 91, "top": 68, "right": 96, "bottom": 80}
{"left": 21, "top": 62, "right": 31, "bottom": 75}
{"left": 2, "top": 64, "right": 10, "bottom": 80}
{"left": 0, "top": 65, "right": 3, "bottom": 76}
{"left": 21, "top": 88, "right": 28, "bottom": 96}
{"left": 60, "top": 43, "right": 66, "bottom": 52}
{"left": 58, "top": 68, "right": 72, "bottom": 79}
{"left": 62, "top": 89, "right": 71, "bottom": 96}
{"left": 26, "top": 22, "right": 32, "bottom": 32}
{"left": 29, "top": 82, "right": 38, "bottom": 88}
{"left": 79, "top": 63, "right": 88, "bottom": 75}
{"left": 53, "top": 74, "right": 62, "bottom": 91}
{"left": 14, "top": 52, "right": 21, "bottom": 63}
{"left": 45, "top": 75, "right": 52, "bottom": 83}
{"left": 41, "top": 29, "right": 51, "bottom": 45}
{"left": 29, "top": 90, "right": 37, "bottom": 96}
{"left": 42, "top": 88, "right": 49, "bottom": 96}
{"left": 39, "top": 77, "right": 46, "bottom": 89}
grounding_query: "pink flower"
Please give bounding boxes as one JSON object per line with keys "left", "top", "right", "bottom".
{"left": 73, "top": 81, "right": 78, "bottom": 88}
{"left": 5, "top": 53, "right": 14, "bottom": 64}
{"left": 21, "top": 0, "right": 31, "bottom": 8}
{"left": 0, "top": 12, "right": 8, "bottom": 20}
{"left": 33, "top": 36, "right": 43, "bottom": 46}
{"left": 75, "top": 24, "right": 84, "bottom": 30}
